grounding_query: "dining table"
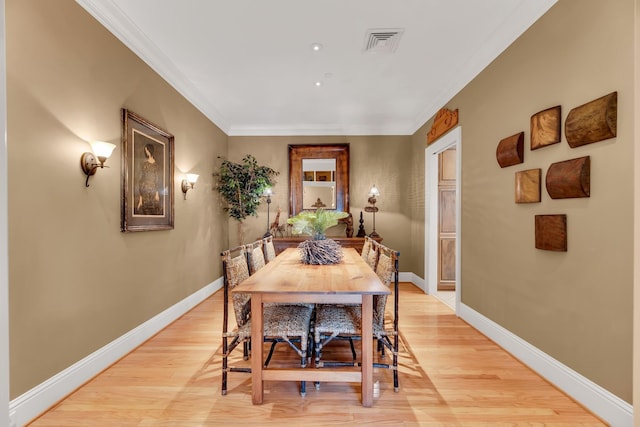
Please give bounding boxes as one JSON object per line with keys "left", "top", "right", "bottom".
{"left": 232, "top": 247, "right": 390, "bottom": 407}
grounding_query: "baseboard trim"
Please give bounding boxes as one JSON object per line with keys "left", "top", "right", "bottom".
{"left": 399, "top": 272, "right": 425, "bottom": 292}
{"left": 9, "top": 278, "right": 223, "bottom": 427}
{"left": 458, "top": 301, "right": 633, "bottom": 426}
{"left": 9, "top": 277, "right": 633, "bottom": 426}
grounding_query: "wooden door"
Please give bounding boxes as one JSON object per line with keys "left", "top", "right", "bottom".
{"left": 438, "top": 148, "right": 456, "bottom": 291}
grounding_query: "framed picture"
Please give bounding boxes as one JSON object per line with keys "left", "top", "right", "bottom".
{"left": 316, "top": 171, "right": 332, "bottom": 182}
{"left": 121, "top": 109, "right": 174, "bottom": 232}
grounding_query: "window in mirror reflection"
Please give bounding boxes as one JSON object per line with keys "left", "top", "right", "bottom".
{"left": 302, "top": 158, "right": 336, "bottom": 210}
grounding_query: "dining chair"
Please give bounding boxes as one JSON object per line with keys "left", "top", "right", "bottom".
{"left": 313, "top": 243, "right": 400, "bottom": 391}
{"left": 221, "top": 245, "right": 252, "bottom": 395}
{"left": 223, "top": 241, "right": 314, "bottom": 396}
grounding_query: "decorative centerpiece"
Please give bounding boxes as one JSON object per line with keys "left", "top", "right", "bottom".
{"left": 287, "top": 209, "right": 349, "bottom": 265}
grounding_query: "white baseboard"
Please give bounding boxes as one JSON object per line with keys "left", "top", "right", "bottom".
{"left": 9, "top": 276, "right": 633, "bottom": 426}
{"left": 9, "top": 278, "right": 223, "bottom": 427}
{"left": 399, "top": 272, "right": 425, "bottom": 292}
{"left": 458, "top": 301, "right": 633, "bottom": 427}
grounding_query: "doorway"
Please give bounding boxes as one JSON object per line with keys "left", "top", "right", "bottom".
{"left": 425, "top": 127, "right": 461, "bottom": 312}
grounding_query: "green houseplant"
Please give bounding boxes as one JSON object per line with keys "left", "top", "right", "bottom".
{"left": 215, "top": 154, "right": 278, "bottom": 243}
{"left": 287, "top": 208, "right": 349, "bottom": 264}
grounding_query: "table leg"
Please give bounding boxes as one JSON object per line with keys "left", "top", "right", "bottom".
{"left": 251, "top": 295, "right": 264, "bottom": 404}
{"left": 361, "top": 294, "right": 373, "bottom": 407}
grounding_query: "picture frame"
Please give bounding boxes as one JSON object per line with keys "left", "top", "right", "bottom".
{"left": 315, "top": 171, "right": 332, "bottom": 182}
{"left": 121, "top": 109, "right": 175, "bottom": 232}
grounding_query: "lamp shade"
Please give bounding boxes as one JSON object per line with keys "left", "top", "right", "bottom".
{"left": 263, "top": 187, "right": 273, "bottom": 196}
{"left": 90, "top": 141, "right": 116, "bottom": 159}
{"left": 368, "top": 185, "right": 380, "bottom": 197}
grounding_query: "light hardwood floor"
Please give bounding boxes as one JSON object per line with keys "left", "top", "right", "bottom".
{"left": 28, "top": 283, "right": 606, "bottom": 426}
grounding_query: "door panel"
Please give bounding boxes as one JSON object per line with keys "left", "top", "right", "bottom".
{"left": 438, "top": 148, "right": 456, "bottom": 291}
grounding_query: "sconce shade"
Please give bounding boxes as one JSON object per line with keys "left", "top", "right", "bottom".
{"left": 182, "top": 173, "right": 199, "bottom": 199}
{"left": 90, "top": 141, "right": 116, "bottom": 160}
{"left": 81, "top": 141, "right": 116, "bottom": 187}
{"left": 186, "top": 173, "right": 199, "bottom": 185}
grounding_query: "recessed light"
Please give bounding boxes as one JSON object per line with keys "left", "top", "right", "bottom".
{"left": 311, "top": 43, "right": 323, "bottom": 52}
{"left": 315, "top": 81, "right": 322, "bottom": 87}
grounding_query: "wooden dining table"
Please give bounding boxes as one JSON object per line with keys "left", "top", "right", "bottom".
{"left": 232, "top": 247, "right": 389, "bottom": 407}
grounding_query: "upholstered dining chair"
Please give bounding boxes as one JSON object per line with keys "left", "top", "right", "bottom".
{"left": 222, "top": 242, "right": 314, "bottom": 396}
{"left": 313, "top": 242, "right": 401, "bottom": 391}
{"left": 221, "top": 245, "right": 252, "bottom": 395}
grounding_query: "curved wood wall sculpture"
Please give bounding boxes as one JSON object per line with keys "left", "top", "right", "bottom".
{"left": 535, "top": 214, "right": 567, "bottom": 251}
{"left": 545, "top": 156, "right": 590, "bottom": 199}
{"left": 565, "top": 91, "right": 617, "bottom": 148}
{"left": 496, "top": 131, "right": 524, "bottom": 168}
{"left": 530, "top": 105, "right": 561, "bottom": 150}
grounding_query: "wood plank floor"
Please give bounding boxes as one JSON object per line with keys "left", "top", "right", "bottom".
{"left": 28, "top": 283, "right": 607, "bottom": 426}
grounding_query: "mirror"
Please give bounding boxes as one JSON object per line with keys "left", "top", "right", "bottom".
{"left": 302, "top": 158, "right": 336, "bottom": 209}
{"left": 289, "top": 144, "right": 349, "bottom": 217}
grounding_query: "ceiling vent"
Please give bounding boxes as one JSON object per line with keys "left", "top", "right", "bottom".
{"left": 363, "top": 28, "right": 404, "bottom": 53}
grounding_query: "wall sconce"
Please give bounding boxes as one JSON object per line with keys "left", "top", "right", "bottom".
{"left": 263, "top": 187, "right": 273, "bottom": 237}
{"left": 80, "top": 141, "right": 116, "bottom": 187}
{"left": 181, "top": 173, "right": 199, "bottom": 199}
{"left": 365, "top": 184, "right": 380, "bottom": 238}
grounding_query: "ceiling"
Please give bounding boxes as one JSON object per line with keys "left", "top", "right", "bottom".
{"left": 76, "top": 0, "right": 556, "bottom": 136}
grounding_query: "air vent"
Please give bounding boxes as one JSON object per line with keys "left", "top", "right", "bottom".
{"left": 363, "top": 28, "right": 404, "bottom": 53}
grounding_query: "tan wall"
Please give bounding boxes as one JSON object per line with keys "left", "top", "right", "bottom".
{"left": 226, "top": 136, "right": 415, "bottom": 270}
{"left": 634, "top": 0, "right": 640, "bottom": 420}
{"left": 7, "top": 0, "right": 228, "bottom": 397}
{"left": 434, "top": 0, "right": 633, "bottom": 402}
{"left": 5, "top": 0, "right": 635, "bottom": 410}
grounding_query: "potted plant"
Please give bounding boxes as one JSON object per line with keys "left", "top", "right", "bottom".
{"left": 287, "top": 208, "right": 349, "bottom": 264}
{"left": 215, "top": 154, "right": 278, "bottom": 244}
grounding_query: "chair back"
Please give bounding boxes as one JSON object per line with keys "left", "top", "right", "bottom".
{"left": 221, "top": 245, "right": 251, "bottom": 329}
{"left": 365, "top": 241, "right": 379, "bottom": 270}
{"left": 361, "top": 236, "right": 372, "bottom": 260}
{"left": 246, "top": 239, "right": 266, "bottom": 274}
{"left": 263, "top": 235, "right": 277, "bottom": 262}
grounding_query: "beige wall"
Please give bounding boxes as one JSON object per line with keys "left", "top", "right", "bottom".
{"left": 7, "top": 0, "right": 228, "bottom": 397}
{"left": 4, "top": 0, "right": 635, "bottom": 412}
{"left": 434, "top": 0, "right": 633, "bottom": 402}
{"left": 226, "top": 136, "right": 415, "bottom": 270}
{"left": 635, "top": 0, "right": 640, "bottom": 420}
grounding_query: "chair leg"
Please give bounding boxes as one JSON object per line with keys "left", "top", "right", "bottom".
{"left": 348, "top": 337, "right": 356, "bottom": 360}
{"left": 243, "top": 340, "right": 250, "bottom": 361}
{"left": 264, "top": 340, "right": 278, "bottom": 367}
{"left": 393, "top": 333, "right": 399, "bottom": 392}
{"left": 222, "top": 334, "right": 228, "bottom": 396}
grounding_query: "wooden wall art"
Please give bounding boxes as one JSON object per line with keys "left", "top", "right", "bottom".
{"left": 565, "top": 91, "right": 617, "bottom": 148}
{"left": 545, "top": 156, "right": 590, "bottom": 199}
{"left": 515, "top": 169, "right": 541, "bottom": 203}
{"left": 496, "top": 131, "right": 524, "bottom": 168}
{"left": 535, "top": 214, "right": 567, "bottom": 251}
{"left": 427, "top": 108, "right": 459, "bottom": 144}
{"left": 530, "top": 105, "right": 561, "bottom": 150}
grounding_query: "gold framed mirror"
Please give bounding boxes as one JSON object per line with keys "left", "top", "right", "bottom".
{"left": 289, "top": 144, "right": 350, "bottom": 217}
